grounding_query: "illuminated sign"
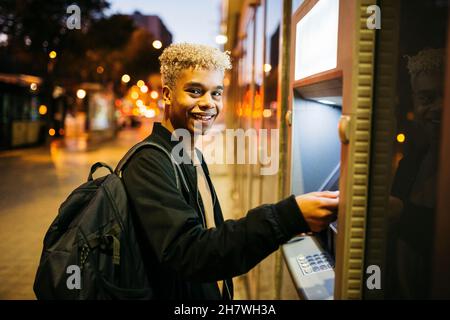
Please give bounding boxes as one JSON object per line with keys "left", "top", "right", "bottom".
{"left": 295, "top": 0, "right": 339, "bottom": 80}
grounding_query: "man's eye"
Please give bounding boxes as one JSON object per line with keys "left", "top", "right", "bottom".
{"left": 187, "top": 88, "right": 202, "bottom": 95}
{"left": 212, "top": 91, "right": 223, "bottom": 97}
{"left": 418, "top": 95, "right": 433, "bottom": 105}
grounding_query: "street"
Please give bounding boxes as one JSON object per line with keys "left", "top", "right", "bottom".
{"left": 0, "top": 119, "right": 246, "bottom": 299}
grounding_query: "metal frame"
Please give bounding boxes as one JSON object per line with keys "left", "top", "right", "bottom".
{"left": 363, "top": 0, "right": 400, "bottom": 299}
{"left": 334, "top": 0, "right": 377, "bottom": 300}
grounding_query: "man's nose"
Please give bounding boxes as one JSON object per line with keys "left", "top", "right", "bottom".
{"left": 198, "top": 93, "right": 215, "bottom": 110}
{"left": 430, "top": 100, "right": 443, "bottom": 113}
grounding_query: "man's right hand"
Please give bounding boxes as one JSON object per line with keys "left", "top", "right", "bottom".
{"left": 295, "top": 191, "right": 339, "bottom": 232}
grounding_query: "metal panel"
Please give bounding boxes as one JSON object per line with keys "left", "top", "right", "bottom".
{"left": 334, "top": 0, "right": 377, "bottom": 300}
{"left": 363, "top": 0, "right": 400, "bottom": 299}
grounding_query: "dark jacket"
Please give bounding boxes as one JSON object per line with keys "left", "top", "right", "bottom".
{"left": 122, "top": 122, "right": 310, "bottom": 300}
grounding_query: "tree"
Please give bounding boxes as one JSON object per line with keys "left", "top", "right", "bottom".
{"left": 0, "top": 0, "right": 110, "bottom": 76}
{"left": 122, "top": 28, "right": 161, "bottom": 81}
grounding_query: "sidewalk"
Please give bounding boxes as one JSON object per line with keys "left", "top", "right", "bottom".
{"left": 0, "top": 121, "right": 249, "bottom": 299}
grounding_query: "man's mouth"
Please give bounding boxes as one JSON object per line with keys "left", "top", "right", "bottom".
{"left": 423, "top": 110, "right": 441, "bottom": 124}
{"left": 425, "top": 116, "right": 441, "bottom": 124}
{"left": 189, "top": 113, "right": 215, "bottom": 121}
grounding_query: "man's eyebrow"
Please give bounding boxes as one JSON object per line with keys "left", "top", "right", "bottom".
{"left": 183, "top": 82, "right": 204, "bottom": 88}
{"left": 183, "top": 82, "right": 224, "bottom": 90}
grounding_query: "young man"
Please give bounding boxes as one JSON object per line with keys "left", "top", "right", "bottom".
{"left": 122, "top": 43, "right": 339, "bottom": 300}
{"left": 388, "top": 48, "right": 444, "bottom": 298}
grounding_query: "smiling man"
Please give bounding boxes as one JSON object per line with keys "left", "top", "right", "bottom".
{"left": 122, "top": 43, "right": 339, "bottom": 300}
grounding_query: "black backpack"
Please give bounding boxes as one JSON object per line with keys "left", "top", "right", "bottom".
{"left": 33, "top": 141, "right": 187, "bottom": 300}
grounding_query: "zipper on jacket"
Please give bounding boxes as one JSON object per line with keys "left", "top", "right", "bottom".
{"left": 203, "top": 167, "right": 217, "bottom": 207}
{"left": 196, "top": 187, "right": 207, "bottom": 228}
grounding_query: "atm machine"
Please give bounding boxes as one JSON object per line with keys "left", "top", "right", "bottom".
{"left": 281, "top": 0, "right": 377, "bottom": 300}
{"left": 282, "top": 96, "right": 341, "bottom": 300}
{"left": 281, "top": 0, "right": 450, "bottom": 300}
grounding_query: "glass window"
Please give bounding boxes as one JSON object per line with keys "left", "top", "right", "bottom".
{"left": 264, "top": 0, "right": 282, "bottom": 124}
{"left": 292, "top": 0, "right": 306, "bottom": 13}
{"left": 369, "top": 0, "right": 448, "bottom": 299}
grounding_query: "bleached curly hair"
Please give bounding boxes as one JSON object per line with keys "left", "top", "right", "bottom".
{"left": 159, "top": 43, "right": 232, "bottom": 89}
{"left": 405, "top": 48, "right": 445, "bottom": 81}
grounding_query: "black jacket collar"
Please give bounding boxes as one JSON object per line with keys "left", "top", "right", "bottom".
{"left": 147, "top": 122, "right": 209, "bottom": 172}
{"left": 146, "top": 122, "right": 181, "bottom": 152}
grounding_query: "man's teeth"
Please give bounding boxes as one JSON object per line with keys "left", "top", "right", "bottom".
{"left": 191, "top": 114, "right": 213, "bottom": 121}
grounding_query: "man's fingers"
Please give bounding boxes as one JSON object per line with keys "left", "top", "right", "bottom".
{"left": 316, "top": 191, "right": 339, "bottom": 198}
{"left": 319, "top": 197, "right": 339, "bottom": 209}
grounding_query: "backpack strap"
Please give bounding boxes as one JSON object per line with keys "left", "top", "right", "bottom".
{"left": 115, "top": 141, "right": 190, "bottom": 193}
{"left": 88, "top": 162, "right": 114, "bottom": 181}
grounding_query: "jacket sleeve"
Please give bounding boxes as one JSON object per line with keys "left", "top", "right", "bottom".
{"left": 122, "top": 149, "right": 310, "bottom": 282}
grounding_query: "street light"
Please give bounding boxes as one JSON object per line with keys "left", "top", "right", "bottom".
{"left": 137, "top": 80, "right": 145, "bottom": 87}
{"left": 397, "top": 133, "right": 406, "bottom": 143}
{"left": 215, "top": 35, "right": 228, "bottom": 45}
{"left": 150, "top": 90, "right": 159, "bottom": 99}
{"left": 131, "top": 91, "right": 139, "bottom": 100}
{"left": 263, "top": 109, "right": 272, "bottom": 118}
{"left": 263, "top": 63, "right": 272, "bottom": 73}
{"left": 121, "top": 74, "right": 131, "bottom": 83}
{"left": 77, "top": 89, "right": 86, "bottom": 99}
{"left": 39, "top": 105, "right": 47, "bottom": 115}
{"left": 152, "top": 40, "right": 162, "bottom": 49}
{"left": 49, "top": 51, "right": 57, "bottom": 59}
{"left": 30, "top": 83, "right": 38, "bottom": 91}
{"left": 140, "top": 85, "right": 148, "bottom": 93}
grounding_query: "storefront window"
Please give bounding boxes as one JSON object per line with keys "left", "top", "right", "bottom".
{"left": 369, "top": 0, "right": 448, "bottom": 299}
{"left": 263, "top": 0, "right": 282, "bottom": 123}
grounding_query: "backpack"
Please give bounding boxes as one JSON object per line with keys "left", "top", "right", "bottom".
{"left": 33, "top": 141, "right": 188, "bottom": 300}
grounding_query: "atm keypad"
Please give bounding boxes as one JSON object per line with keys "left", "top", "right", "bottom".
{"left": 297, "top": 253, "right": 333, "bottom": 276}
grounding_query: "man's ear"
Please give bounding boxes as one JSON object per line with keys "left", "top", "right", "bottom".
{"left": 162, "top": 85, "right": 172, "bottom": 106}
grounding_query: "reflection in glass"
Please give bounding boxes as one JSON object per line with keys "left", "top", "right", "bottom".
{"left": 378, "top": 0, "right": 448, "bottom": 299}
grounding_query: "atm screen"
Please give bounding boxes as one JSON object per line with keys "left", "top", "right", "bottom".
{"left": 316, "top": 164, "right": 339, "bottom": 259}
{"left": 290, "top": 96, "right": 341, "bottom": 258}
{"left": 291, "top": 96, "right": 341, "bottom": 196}
{"left": 318, "top": 163, "right": 340, "bottom": 192}
{"left": 284, "top": 95, "right": 341, "bottom": 299}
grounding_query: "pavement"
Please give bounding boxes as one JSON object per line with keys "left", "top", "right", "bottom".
{"left": 0, "top": 119, "right": 248, "bottom": 300}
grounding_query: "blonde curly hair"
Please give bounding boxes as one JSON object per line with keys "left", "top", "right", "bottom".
{"left": 405, "top": 48, "right": 445, "bottom": 81}
{"left": 159, "top": 43, "right": 232, "bottom": 89}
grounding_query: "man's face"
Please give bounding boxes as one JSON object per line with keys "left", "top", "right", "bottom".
{"left": 163, "top": 68, "right": 224, "bottom": 135}
{"left": 411, "top": 70, "right": 444, "bottom": 144}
